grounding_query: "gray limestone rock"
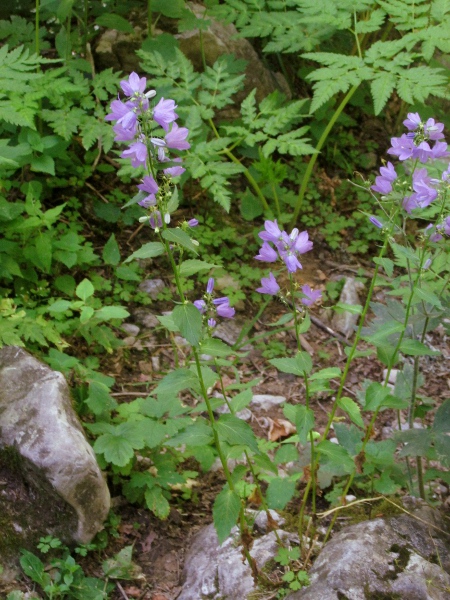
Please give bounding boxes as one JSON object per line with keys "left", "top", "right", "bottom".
{"left": 286, "top": 502, "right": 450, "bottom": 600}
{"left": 332, "top": 277, "right": 365, "bottom": 338}
{"left": 0, "top": 347, "right": 110, "bottom": 572}
{"left": 178, "top": 522, "right": 298, "bottom": 600}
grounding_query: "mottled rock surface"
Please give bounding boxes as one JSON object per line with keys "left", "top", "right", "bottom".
{"left": 286, "top": 501, "right": 450, "bottom": 600}
{"left": 0, "top": 346, "right": 110, "bottom": 576}
{"left": 178, "top": 516, "right": 297, "bottom": 600}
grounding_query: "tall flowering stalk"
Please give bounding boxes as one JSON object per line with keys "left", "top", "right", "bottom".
{"left": 106, "top": 73, "right": 260, "bottom": 573}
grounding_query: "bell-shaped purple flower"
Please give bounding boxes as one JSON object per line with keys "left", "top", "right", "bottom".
{"left": 300, "top": 284, "right": 322, "bottom": 306}
{"left": 165, "top": 122, "right": 190, "bottom": 150}
{"left": 121, "top": 141, "right": 148, "bottom": 168}
{"left": 153, "top": 98, "right": 178, "bottom": 132}
{"left": 387, "top": 135, "right": 416, "bottom": 161}
{"left": 293, "top": 230, "right": 313, "bottom": 254}
{"left": 194, "top": 299, "right": 207, "bottom": 313}
{"left": 256, "top": 273, "right": 280, "bottom": 295}
{"left": 206, "top": 278, "right": 214, "bottom": 294}
{"left": 259, "top": 220, "right": 283, "bottom": 243}
{"left": 424, "top": 118, "right": 445, "bottom": 141}
{"left": 255, "top": 242, "right": 278, "bottom": 263}
{"left": 369, "top": 216, "right": 383, "bottom": 229}
{"left": 213, "top": 297, "right": 235, "bottom": 318}
{"left": 120, "top": 72, "right": 147, "bottom": 97}
{"left": 403, "top": 112, "right": 422, "bottom": 131}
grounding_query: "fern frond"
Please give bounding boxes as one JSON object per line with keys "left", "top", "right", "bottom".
{"left": 262, "top": 128, "right": 317, "bottom": 157}
{"left": 370, "top": 72, "right": 396, "bottom": 115}
{"left": 396, "top": 66, "right": 448, "bottom": 103}
{"left": 377, "top": 0, "right": 429, "bottom": 31}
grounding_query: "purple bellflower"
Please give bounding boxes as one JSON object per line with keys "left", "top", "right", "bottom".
{"left": 153, "top": 98, "right": 178, "bottom": 131}
{"left": 256, "top": 220, "right": 313, "bottom": 273}
{"left": 121, "top": 141, "right": 148, "bottom": 168}
{"left": 371, "top": 161, "right": 397, "bottom": 194}
{"left": 300, "top": 285, "right": 322, "bottom": 306}
{"left": 120, "top": 72, "right": 147, "bottom": 97}
{"left": 369, "top": 216, "right": 383, "bottom": 229}
{"left": 213, "top": 297, "right": 235, "bottom": 318}
{"left": 165, "top": 122, "right": 190, "bottom": 150}
{"left": 256, "top": 273, "right": 280, "bottom": 295}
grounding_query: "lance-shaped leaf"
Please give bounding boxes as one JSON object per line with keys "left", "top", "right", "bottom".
{"left": 172, "top": 303, "right": 203, "bottom": 346}
{"left": 213, "top": 486, "right": 241, "bottom": 544}
{"left": 162, "top": 228, "right": 199, "bottom": 254}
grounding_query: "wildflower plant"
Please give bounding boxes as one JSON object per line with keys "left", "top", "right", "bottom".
{"left": 106, "top": 72, "right": 450, "bottom": 581}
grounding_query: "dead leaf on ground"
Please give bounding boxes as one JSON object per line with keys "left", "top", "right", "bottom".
{"left": 268, "top": 417, "right": 296, "bottom": 441}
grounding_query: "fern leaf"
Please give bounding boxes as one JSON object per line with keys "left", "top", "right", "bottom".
{"left": 370, "top": 72, "right": 396, "bottom": 115}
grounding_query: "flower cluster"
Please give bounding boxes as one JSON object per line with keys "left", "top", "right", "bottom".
{"left": 194, "top": 278, "right": 235, "bottom": 327}
{"left": 255, "top": 220, "right": 313, "bottom": 273}
{"left": 254, "top": 220, "right": 321, "bottom": 306}
{"left": 370, "top": 113, "right": 450, "bottom": 223}
{"left": 105, "top": 72, "right": 190, "bottom": 223}
{"left": 388, "top": 113, "right": 448, "bottom": 163}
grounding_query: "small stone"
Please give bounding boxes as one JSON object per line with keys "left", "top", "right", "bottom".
{"left": 215, "top": 403, "right": 252, "bottom": 421}
{"left": 121, "top": 323, "right": 140, "bottom": 336}
{"left": 383, "top": 368, "right": 399, "bottom": 386}
{"left": 253, "top": 509, "right": 285, "bottom": 533}
{"left": 133, "top": 308, "right": 160, "bottom": 329}
{"left": 138, "top": 278, "right": 165, "bottom": 299}
{"left": 251, "top": 394, "right": 286, "bottom": 410}
{"left": 122, "top": 336, "right": 136, "bottom": 346}
{"left": 332, "top": 277, "right": 365, "bottom": 338}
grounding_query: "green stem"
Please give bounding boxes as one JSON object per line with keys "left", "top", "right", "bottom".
{"left": 289, "top": 84, "right": 359, "bottom": 228}
{"left": 147, "top": 0, "right": 153, "bottom": 37}
{"left": 83, "top": 0, "right": 88, "bottom": 56}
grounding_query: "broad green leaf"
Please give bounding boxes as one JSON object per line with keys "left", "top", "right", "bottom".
{"left": 294, "top": 405, "right": 314, "bottom": 445}
{"left": 75, "top": 278, "right": 94, "bottom": 301}
{"left": 95, "top": 306, "right": 130, "bottom": 321}
{"left": 399, "top": 339, "right": 440, "bottom": 356}
{"left": 364, "top": 320, "right": 404, "bottom": 345}
{"left": 316, "top": 440, "right": 355, "bottom": 474}
{"left": 433, "top": 399, "right": 450, "bottom": 433}
{"left": 334, "top": 423, "right": 363, "bottom": 457}
{"left": 86, "top": 380, "right": 118, "bottom": 415}
{"left": 213, "top": 487, "right": 241, "bottom": 544}
{"left": 365, "top": 439, "right": 396, "bottom": 466}
{"left": 162, "top": 228, "right": 198, "bottom": 254}
{"left": 179, "top": 259, "right": 216, "bottom": 277}
{"left": 165, "top": 420, "right": 213, "bottom": 447}
{"left": 154, "top": 368, "right": 198, "bottom": 397}
{"left": 93, "top": 423, "right": 145, "bottom": 467}
{"left": 374, "top": 469, "right": 400, "bottom": 494}
{"left": 80, "top": 305, "right": 95, "bottom": 324}
{"left": 269, "top": 351, "right": 312, "bottom": 376}
{"left": 412, "top": 286, "right": 443, "bottom": 309}
{"left": 103, "top": 234, "right": 121, "bottom": 265}
{"left": 363, "top": 382, "right": 391, "bottom": 411}
{"left": 157, "top": 313, "right": 179, "bottom": 332}
{"left": 266, "top": 477, "right": 296, "bottom": 510}
{"left": 35, "top": 233, "right": 52, "bottom": 273}
{"left": 373, "top": 257, "right": 394, "bottom": 277}
{"left": 172, "top": 303, "right": 202, "bottom": 346}
{"left": 395, "top": 429, "right": 433, "bottom": 458}
{"left": 48, "top": 299, "right": 72, "bottom": 313}
{"left": 309, "top": 367, "right": 341, "bottom": 381}
{"left": 95, "top": 13, "right": 134, "bottom": 32}
{"left": 200, "top": 337, "right": 232, "bottom": 357}
{"left": 435, "top": 432, "right": 450, "bottom": 467}
{"left": 216, "top": 414, "right": 259, "bottom": 453}
{"left": 20, "top": 551, "right": 50, "bottom": 587}
{"left": 124, "top": 242, "right": 165, "bottom": 263}
{"left": 230, "top": 389, "right": 253, "bottom": 412}
{"left": 338, "top": 396, "right": 364, "bottom": 428}
{"left": 31, "top": 154, "right": 55, "bottom": 175}
{"left": 115, "top": 265, "right": 141, "bottom": 281}
{"left": 145, "top": 487, "right": 171, "bottom": 519}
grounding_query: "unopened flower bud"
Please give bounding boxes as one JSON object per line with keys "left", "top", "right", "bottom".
{"left": 145, "top": 89, "right": 157, "bottom": 99}
{"left": 164, "top": 213, "right": 171, "bottom": 224}
{"left": 191, "top": 239, "right": 200, "bottom": 246}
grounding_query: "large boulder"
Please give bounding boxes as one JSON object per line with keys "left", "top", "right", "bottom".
{"left": 0, "top": 347, "right": 110, "bottom": 577}
{"left": 286, "top": 499, "right": 450, "bottom": 600}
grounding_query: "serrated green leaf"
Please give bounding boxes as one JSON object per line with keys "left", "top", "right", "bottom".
{"left": 363, "top": 382, "right": 391, "bottom": 411}
{"left": 154, "top": 368, "right": 198, "bottom": 397}
{"left": 213, "top": 487, "right": 241, "bottom": 544}
{"left": 80, "top": 305, "right": 95, "bottom": 324}
{"left": 269, "top": 351, "right": 312, "bottom": 376}
{"left": 316, "top": 440, "right": 355, "bottom": 473}
{"left": 266, "top": 477, "right": 296, "bottom": 510}
{"left": 334, "top": 422, "right": 363, "bottom": 457}
{"left": 172, "top": 303, "right": 202, "bottom": 346}
{"left": 370, "top": 71, "right": 396, "bottom": 115}
{"left": 216, "top": 413, "right": 259, "bottom": 453}
{"left": 162, "top": 228, "right": 198, "bottom": 254}
{"left": 433, "top": 399, "right": 450, "bottom": 433}
{"left": 165, "top": 420, "right": 213, "bottom": 447}
{"left": 399, "top": 339, "right": 440, "bottom": 356}
{"left": 334, "top": 302, "right": 363, "bottom": 315}
{"left": 294, "top": 405, "right": 314, "bottom": 445}
{"left": 86, "top": 380, "right": 118, "bottom": 415}
{"left": 145, "top": 487, "right": 170, "bottom": 519}
{"left": 124, "top": 242, "right": 165, "bottom": 263}
{"left": 338, "top": 396, "right": 364, "bottom": 428}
